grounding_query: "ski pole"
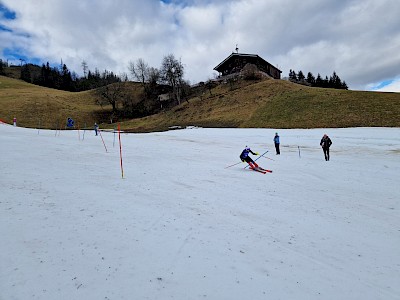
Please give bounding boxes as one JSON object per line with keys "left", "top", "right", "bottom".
{"left": 225, "top": 161, "right": 244, "bottom": 169}
{"left": 262, "top": 156, "right": 275, "bottom": 161}
{"left": 244, "top": 150, "right": 268, "bottom": 169}
{"left": 298, "top": 146, "right": 301, "bottom": 158}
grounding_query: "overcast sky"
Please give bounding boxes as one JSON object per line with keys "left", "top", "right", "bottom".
{"left": 1, "top": 0, "right": 399, "bottom": 92}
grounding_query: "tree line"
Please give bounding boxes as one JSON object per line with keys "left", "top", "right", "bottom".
{"left": 0, "top": 59, "right": 7, "bottom": 75}
{"left": 93, "top": 54, "right": 191, "bottom": 122}
{"left": 288, "top": 69, "right": 348, "bottom": 90}
{"left": 1, "top": 58, "right": 123, "bottom": 91}
{"left": 26, "top": 62, "right": 121, "bottom": 91}
{"left": 1, "top": 55, "right": 188, "bottom": 99}
{"left": 1, "top": 55, "right": 190, "bottom": 121}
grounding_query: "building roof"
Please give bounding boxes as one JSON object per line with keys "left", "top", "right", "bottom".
{"left": 213, "top": 52, "right": 282, "bottom": 73}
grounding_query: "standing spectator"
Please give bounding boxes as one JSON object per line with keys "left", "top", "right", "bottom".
{"left": 94, "top": 123, "right": 99, "bottom": 136}
{"left": 273, "top": 132, "right": 280, "bottom": 155}
{"left": 13, "top": 117, "right": 17, "bottom": 127}
{"left": 67, "top": 117, "right": 74, "bottom": 128}
{"left": 320, "top": 134, "right": 332, "bottom": 161}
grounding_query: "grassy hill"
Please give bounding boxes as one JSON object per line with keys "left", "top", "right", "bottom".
{"left": 1, "top": 75, "right": 399, "bottom": 131}
{"left": 120, "top": 78, "right": 400, "bottom": 132}
{"left": 0, "top": 75, "right": 116, "bottom": 129}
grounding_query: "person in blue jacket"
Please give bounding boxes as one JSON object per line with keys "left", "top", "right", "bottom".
{"left": 67, "top": 117, "right": 74, "bottom": 128}
{"left": 240, "top": 146, "right": 259, "bottom": 169}
{"left": 94, "top": 122, "right": 99, "bottom": 136}
{"left": 273, "top": 132, "right": 280, "bottom": 155}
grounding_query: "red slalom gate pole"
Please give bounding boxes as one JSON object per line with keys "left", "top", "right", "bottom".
{"left": 98, "top": 129, "right": 108, "bottom": 153}
{"left": 118, "top": 123, "right": 124, "bottom": 179}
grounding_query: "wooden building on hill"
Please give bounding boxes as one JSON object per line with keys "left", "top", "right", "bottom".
{"left": 213, "top": 53, "right": 281, "bottom": 79}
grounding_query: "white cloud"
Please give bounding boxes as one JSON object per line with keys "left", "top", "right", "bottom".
{"left": 1, "top": 0, "right": 400, "bottom": 90}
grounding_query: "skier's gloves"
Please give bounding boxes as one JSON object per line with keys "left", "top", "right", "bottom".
{"left": 255, "top": 152, "right": 259, "bottom": 155}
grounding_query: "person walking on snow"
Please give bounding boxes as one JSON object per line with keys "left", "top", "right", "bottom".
{"left": 320, "top": 134, "right": 332, "bottom": 161}
{"left": 273, "top": 132, "right": 280, "bottom": 155}
{"left": 240, "top": 146, "right": 260, "bottom": 169}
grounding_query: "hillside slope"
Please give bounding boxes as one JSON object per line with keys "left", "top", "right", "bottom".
{"left": 121, "top": 78, "right": 400, "bottom": 132}
{"left": 0, "top": 75, "right": 110, "bottom": 129}
{"left": 1, "top": 75, "right": 399, "bottom": 131}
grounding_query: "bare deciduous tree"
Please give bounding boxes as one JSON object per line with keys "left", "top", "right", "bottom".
{"left": 95, "top": 82, "right": 127, "bottom": 116}
{"left": 81, "top": 60, "right": 88, "bottom": 78}
{"left": 128, "top": 58, "right": 149, "bottom": 85}
{"left": 160, "top": 54, "right": 185, "bottom": 105}
{"left": 148, "top": 67, "right": 160, "bottom": 85}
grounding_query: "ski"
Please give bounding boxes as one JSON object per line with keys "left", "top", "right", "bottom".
{"left": 253, "top": 168, "right": 267, "bottom": 174}
{"left": 258, "top": 167, "right": 273, "bottom": 173}
{"left": 250, "top": 167, "right": 272, "bottom": 174}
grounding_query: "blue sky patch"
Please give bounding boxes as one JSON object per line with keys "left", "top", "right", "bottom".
{"left": 372, "top": 79, "right": 394, "bottom": 90}
{"left": 0, "top": 4, "right": 16, "bottom": 20}
{"left": 0, "top": 4, "right": 15, "bottom": 33}
{"left": 0, "top": 23, "right": 12, "bottom": 32}
{"left": 3, "top": 48, "right": 41, "bottom": 66}
{"left": 160, "top": 0, "right": 189, "bottom": 5}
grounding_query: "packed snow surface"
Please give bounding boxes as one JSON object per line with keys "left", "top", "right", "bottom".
{"left": 1, "top": 124, "right": 399, "bottom": 300}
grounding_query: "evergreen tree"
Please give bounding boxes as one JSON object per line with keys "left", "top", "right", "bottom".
{"left": 288, "top": 69, "right": 297, "bottom": 81}
{"left": 0, "top": 59, "right": 4, "bottom": 75}
{"left": 41, "top": 62, "right": 53, "bottom": 88}
{"left": 20, "top": 64, "right": 31, "bottom": 83}
{"left": 315, "top": 73, "right": 323, "bottom": 87}
{"left": 288, "top": 68, "right": 348, "bottom": 90}
{"left": 323, "top": 76, "right": 329, "bottom": 88}
{"left": 297, "top": 70, "right": 305, "bottom": 82}
{"left": 306, "top": 72, "right": 315, "bottom": 85}
{"left": 333, "top": 71, "right": 343, "bottom": 89}
{"left": 61, "top": 64, "right": 73, "bottom": 91}
{"left": 329, "top": 71, "right": 339, "bottom": 89}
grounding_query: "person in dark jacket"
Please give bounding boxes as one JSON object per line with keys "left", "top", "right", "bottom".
{"left": 240, "top": 146, "right": 259, "bottom": 169}
{"left": 320, "top": 134, "right": 332, "bottom": 161}
{"left": 273, "top": 132, "right": 280, "bottom": 155}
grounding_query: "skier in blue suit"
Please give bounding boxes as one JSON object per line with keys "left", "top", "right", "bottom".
{"left": 240, "top": 146, "right": 259, "bottom": 169}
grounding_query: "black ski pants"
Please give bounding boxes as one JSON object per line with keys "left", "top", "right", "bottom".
{"left": 322, "top": 147, "right": 330, "bottom": 161}
{"left": 275, "top": 143, "right": 280, "bottom": 155}
{"left": 243, "top": 156, "right": 255, "bottom": 164}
